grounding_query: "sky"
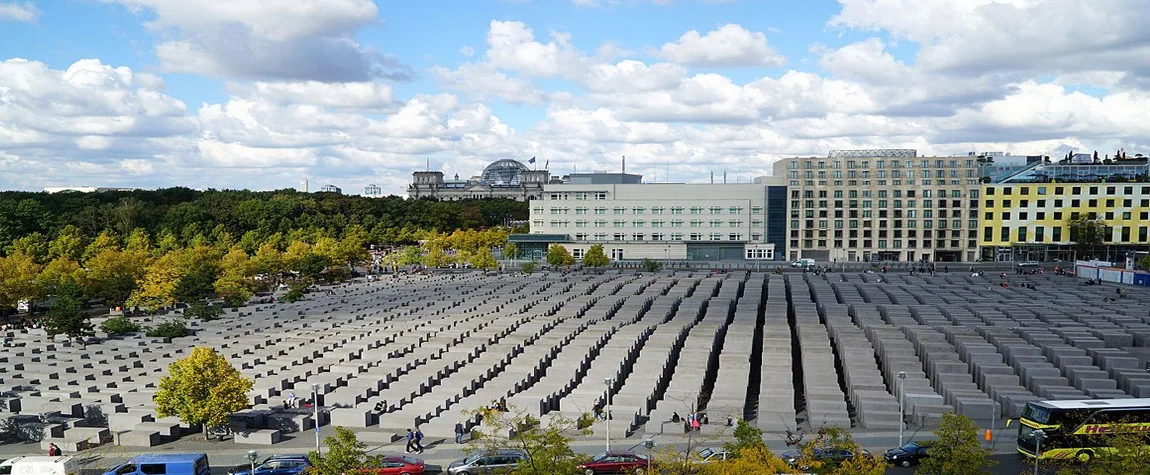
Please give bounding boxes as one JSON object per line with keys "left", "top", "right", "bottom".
{"left": 1, "top": 0, "right": 1149, "bottom": 196}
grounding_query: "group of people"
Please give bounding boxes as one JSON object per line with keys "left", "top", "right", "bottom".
{"left": 670, "top": 411, "right": 711, "bottom": 433}
{"left": 280, "top": 392, "right": 311, "bottom": 410}
{"left": 404, "top": 427, "right": 425, "bottom": 453}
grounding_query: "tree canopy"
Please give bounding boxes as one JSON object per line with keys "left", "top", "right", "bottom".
{"left": 582, "top": 244, "right": 609, "bottom": 267}
{"left": 919, "top": 413, "right": 996, "bottom": 475}
{"left": 465, "top": 405, "right": 590, "bottom": 475}
{"left": 154, "top": 346, "right": 253, "bottom": 438}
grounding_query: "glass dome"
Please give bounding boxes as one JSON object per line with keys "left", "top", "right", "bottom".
{"left": 481, "top": 159, "right": 529, "bottom": 185}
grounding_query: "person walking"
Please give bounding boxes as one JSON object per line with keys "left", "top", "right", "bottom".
{"left": 405, "top": 428, "right": 416, "bottom": 453}
{"left": 414, "top": 426, "right": 425, "bottom": 453}
{"left": 47, "top": 443, "right": 61, "bottom": 456}
{"left": 454, "top": 421, "right": 464, "bottom": 444}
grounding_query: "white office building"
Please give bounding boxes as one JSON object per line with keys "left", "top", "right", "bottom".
{"left": 522, "top": 178, "right": 788, "bottom": 262}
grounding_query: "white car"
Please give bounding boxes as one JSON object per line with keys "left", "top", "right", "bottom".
{"left": 791, "top": 258, "right": 815, "bottom": 268}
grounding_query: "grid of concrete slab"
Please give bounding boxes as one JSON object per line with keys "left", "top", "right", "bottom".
{"left": 3, "top": 270, "right": 1150, "bottom": 451}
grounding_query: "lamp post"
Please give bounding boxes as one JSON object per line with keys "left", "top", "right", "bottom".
{"left": 312, "top": 383, "right": 322, "bottom": 456}
{"left": 643, "top": 437, "right": 655, "bottom": 473}
{"left": 245, "top": 450, "right": 258, "bottom": 475}
{"left": 604, "top": 377, "right": 613, "bottom": 452}
{"left": 1032, "top": 430, "right": 1046, "bottom": 475}
{"left": 897, "top": 371, "right": 907, "bottom": 446}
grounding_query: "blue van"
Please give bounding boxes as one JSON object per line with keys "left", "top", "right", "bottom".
{"left": 103, "top": 454, "right": 210, "bottom": 475}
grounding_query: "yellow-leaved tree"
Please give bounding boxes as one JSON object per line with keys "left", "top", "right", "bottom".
{"left": 154, "top": 347, "right": 253, "bottom": 439}
{"left": 128, "top": 250, "right": 186, "bottom": 312}
{"left": 214, "top": 248, "right": 256, "bottom": 306}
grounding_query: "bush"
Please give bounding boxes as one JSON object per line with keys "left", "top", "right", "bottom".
{"left": 641, "top": 258, "right": 662, "bottom": 272}
{"left": 521, "top": 262, "right": 537, "bottom": 275}
{"left": 146, "top": 320, "right": 189, "bottom": 338}
{"left": 100, "top": 316, "right": 141, "bottom": 335}
{"left": 283, "top": 280, "right": 308, "bottom": 303}
{"left": 576, "top": 412, "right": 595, "bottom": 430}
{"left": 184, "top": 301, "right": 224, "bottom": 321}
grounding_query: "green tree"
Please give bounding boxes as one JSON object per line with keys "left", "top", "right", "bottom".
{"left": 470, "top": 247, "right": 498, "bottom": 270}
{"left": 306, "top": 426, "right": 373, "bottom": 475}
{"left": 918, "top": 413, "right": 996, "bottom": 475}
{"left": 298, "top": 253, "right": 328, "bottom": 280}
{"left": 465, "top": 404, "right": 590, "bottom": 475}
{"left": 582, "top": 244, "right": 610, "bottom": 267}
{"left": 42, "top": 279, "right": 93, "bottom": 341}
{"left": 8, "top": 232, "right": 49, "bottom": 263}
{"left": 521, "top": 262, "right": 537, "bottom": 275}
{"left": 84, "top": 247, "right": 148, "bottom": 306}
{"left": 642, "top": 258, "right": 663, "bottom": 272}
{"left": 36, "top": 257, "right": 86, "bottom": 299}
{"left": 173, "top": 245, "right": 223, "bottom": 303}
{"left": 82, "top": 231, "right": 120, "bottom": 263}
{"left": 214, "top": 248, "right": 255, "bottom": 306}
{"left": 546, "top": 244, "right": 574, "bottom": 267}
{"left": 48, "top": 225, "right": 87, "bottom": 262}
{"left": 1066, "top": 214, "right": 1107, "bottom": 258}
{"left": 503, "top": 242, "right": 518, "bottom": 260}
{"left": 0, "top": 252, "right": 43, "bottom": 311}
{"left": 154, "top": 347, "right": 253, "bottom": 438}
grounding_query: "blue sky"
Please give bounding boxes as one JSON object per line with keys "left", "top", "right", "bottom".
{"left": 0, "top": 0, "right": 1145, "bottom": 194}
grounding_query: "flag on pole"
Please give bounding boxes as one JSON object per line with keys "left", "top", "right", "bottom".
{"left": 544, "top": 160, "right": 549, "bottom": 170}
{"left": 528, "top": 156, "right": 536, "bottom": 164}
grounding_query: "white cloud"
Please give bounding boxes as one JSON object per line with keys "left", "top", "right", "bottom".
{"left": 0, "top": 1, "right": 37, "bottom": 22}
{"left": 460, "top": 45, "right": 475, "bottom": 57}
{"left": 105, "top": 0, "right": 411, "bottom": 82}
{"left": 657, "top": 24, "right": 786, "bottom": 67}
{"left": 431, "top": 63, "right": 544, "bottom": 105}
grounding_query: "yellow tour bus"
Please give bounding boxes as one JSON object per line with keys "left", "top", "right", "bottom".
{"left": 1016, "top": 398, "right": 1150, "bottom": 463}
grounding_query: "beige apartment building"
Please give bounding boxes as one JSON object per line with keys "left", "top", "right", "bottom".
{"left": 773, "top": 150, "right": 983, "bottom": 263}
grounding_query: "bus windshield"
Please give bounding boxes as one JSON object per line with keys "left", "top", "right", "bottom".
{"left": 1022, "top": 404, "right": 1052, "bottom": 424}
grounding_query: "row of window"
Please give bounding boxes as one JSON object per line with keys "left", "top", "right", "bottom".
{"left": 793, "top": 199, "right": 977, "bottom": 210}
{"left": 548, "top": 192, "right": 609, "bottom": 200}
{"left": 789, "top": 159, "right": 976, "bottom": 170}
{"left": 794, "top": 228, "right": 973, "bottom": 240}
{"left": 986, "top": 185, "right": 1150, "bottom": 196}
{"left": 986, "top": 198, "right": 1150, "bottom": 209}
{"left": 792, "top": 189, "right": 977, "bottom": 199}
{"left": 985, "top": 226, "right": 1150, "bottom": 243}
{"left": 792, "top": 239, "right": 976, "bottom": 249}
{"left": 571, "top": 233, "right": 755, "bottom": 242}
{"left": 789, "top": 179, "right": 979, "bottom": 187}
{"left": 537, "top": 206, "right": 761, "bottom": 215}
{"left": 992, "top": 210, "right": 1149, "bottom": 222}
{"left": 534, "top": 220, "right": 762, "bottom": 228}
{"left": 791, "top": 219, "right": 977, "bottom": 229}
{"left": 790, "top": 169, "right": 976, "bottom": 180}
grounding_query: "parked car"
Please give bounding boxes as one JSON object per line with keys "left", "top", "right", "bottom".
{"left": 578, "top": 451, "right": 650, "bottom": 474}
{"left": 0, "top": 456, "right": 79, "bottom": 475}
{"left": 227, "top": 455, "right": 310, "bottom": 475}
{"left": 691, "top": 447, "right": 731, "bottom": 464}
{"left": 791, "top": 258, "right": 816, "bottom": 268}
{"left": 358, "top": 455, "right": 424, "bottom": 475}
{"left": 883, "top": 441, "right": 933, "bottom": 467}
{"left": 104, "top": 455, "right": 211, "bottom": 475}
{"left": 779, "top": 448, "right": 871, "bottom": 470}
{"left": 446, "top": 449, "right": 526, "bottom": 475}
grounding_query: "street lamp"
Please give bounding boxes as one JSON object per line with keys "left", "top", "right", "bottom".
{"left": 603, "top": 377, "right": 613, "bottom": 452}
{"left": 643, "top": 437, "right": 655, "bottom": 473}
{"left": 312, "top": 383, "right": 322, "bottom": 456}
{"left": 897, "top": 371, "right": 907, "bottom": 446}
{"left": 1032, "top": 430, "right": 1046, "bottom": 475}
{"left": 245, "top": 450, "right": 259, "bottom": 475}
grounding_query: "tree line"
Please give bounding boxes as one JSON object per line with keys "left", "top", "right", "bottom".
{"left": 0, "top": 188, "right": 527, "bottom": 255}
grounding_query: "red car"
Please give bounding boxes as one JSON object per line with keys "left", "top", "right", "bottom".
{"left": 359, "top": 455, "right": 425, "bottom": 475}
{"left": 578, "top": 451, "right": 650, "bottom": 474}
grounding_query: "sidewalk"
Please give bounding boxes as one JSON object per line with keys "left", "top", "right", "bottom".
{"left": 0, "top": 426, "right": 1022, "bottom": 471}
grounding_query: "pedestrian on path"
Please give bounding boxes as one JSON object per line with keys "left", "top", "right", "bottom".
{"left": 414, "top": 426, "right": 424, "bottom": 453}
{"left": 454, "top": 421, "right": 465, "bottom": 444}
{"left": 405, "top": 428, "right": 416, "bottom": 453}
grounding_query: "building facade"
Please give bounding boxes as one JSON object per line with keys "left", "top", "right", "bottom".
{"left": 979, "top": 159, "right": 1150, "bottom": 262}
{"left": 773, "top": 150, "right": 983, "bottom": 263}
{"left": 407, "top": 159, "right": 551, "bottom": 201}
{"left": 364, "top": 184, "right": 383, "bottom": 197}
{"left": 523, "top": 180, "right": 787, "bottom": 261}
{"left": 320, "top": 184, "right": 342, "bottom": 194}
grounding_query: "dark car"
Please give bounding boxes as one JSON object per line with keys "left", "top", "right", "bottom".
{"left": 227, "top": 455, "right": 310, "bottom": 475}
{"left": 780, "top": 448, "right": 871, "bottom": 470}
{"left": 578, "top": 451, "right": 650, "bottom": 474}
{"left": 883, "top": 441, "right": 933, "bottom": 467}
{"left": 358, "top": 455, "right": 425, "bottom": 475}
{"left": 446, "top": 449, "right": 526, "bottom": 475}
